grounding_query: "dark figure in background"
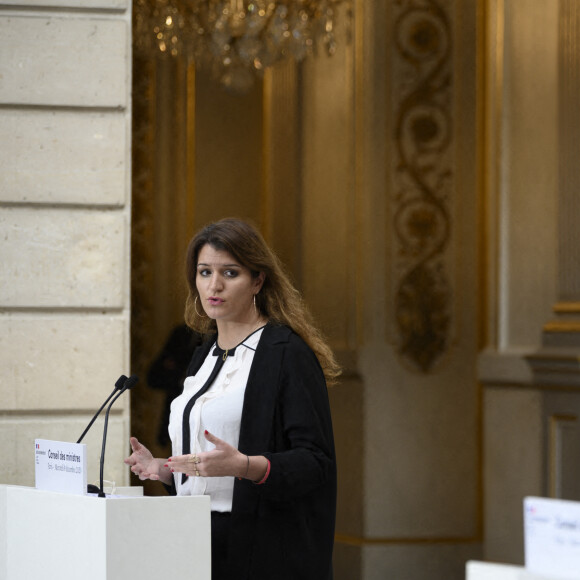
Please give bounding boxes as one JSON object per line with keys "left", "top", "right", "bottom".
{"left": 147, "top": 324, "right": 202, "bottom": 447}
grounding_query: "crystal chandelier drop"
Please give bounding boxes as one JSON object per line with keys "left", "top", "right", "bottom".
{"left": 134, "top": 0, "right": 348, "bottom": 92}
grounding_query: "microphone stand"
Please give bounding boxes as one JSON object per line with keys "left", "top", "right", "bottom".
{"left": 98, "top": 375, "right": 138, "bottom": 497}
{"left": 77, "top": 375, "right": 127, "bottom": 444}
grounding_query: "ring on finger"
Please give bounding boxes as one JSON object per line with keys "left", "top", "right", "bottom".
{"left": 188, "top": 454, "right": 198, "bottom": 463}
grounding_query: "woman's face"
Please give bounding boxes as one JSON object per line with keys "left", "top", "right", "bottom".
{"left": 196, "top": 244, "right": 264, "bottom": 325}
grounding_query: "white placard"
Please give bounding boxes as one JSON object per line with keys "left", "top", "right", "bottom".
{"left": 524, "top": 496, "right": 580, "bottom": 580}
{"left": 35, "top": 439, "right": 87, "bottom": 495}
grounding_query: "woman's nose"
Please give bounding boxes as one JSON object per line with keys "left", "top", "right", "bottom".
{"left": 208, "top": 273, "right": 223, "bottom": 291}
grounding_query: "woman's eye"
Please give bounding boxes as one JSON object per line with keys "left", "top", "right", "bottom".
{"left": 224, "top": 270, "right": 238, "bottom": 278}
{"left": 198, "top": 269, "right": 211, "bottom": 277}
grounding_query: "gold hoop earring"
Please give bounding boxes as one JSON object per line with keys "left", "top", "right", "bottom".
{"left": 194, "top": 296, "right": 203, "bottom": 317}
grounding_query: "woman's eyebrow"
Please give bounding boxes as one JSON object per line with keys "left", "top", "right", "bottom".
{"left": 197, "top": 262, "right": 241, "bottom": 268}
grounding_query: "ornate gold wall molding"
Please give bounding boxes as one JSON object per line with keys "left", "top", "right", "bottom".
{"left": 558, "top": 0, "right": 580, "bottom": 304}
{"left": 553, "top": 302, "right": 580, "bottom": 314}
{"left": 390, "top": 0, "right": 454, "bottom": 372}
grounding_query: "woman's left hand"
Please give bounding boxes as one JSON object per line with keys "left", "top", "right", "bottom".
{"left": 166, "top": 430, "right": 247, "bottom": 478}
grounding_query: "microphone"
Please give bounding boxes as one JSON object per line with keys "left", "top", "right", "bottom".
{"left": 77, "top": 375, "right": 128, "bottom": 444}
{"left": 97, "top": 374, "right": 138, "bottom": 497}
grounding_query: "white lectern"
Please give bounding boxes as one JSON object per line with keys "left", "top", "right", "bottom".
{"left": 1, "top": 485, "right": 210, "bottom": 580}
{"left": 467, "top": 561, "right": 565, "bottom": 580}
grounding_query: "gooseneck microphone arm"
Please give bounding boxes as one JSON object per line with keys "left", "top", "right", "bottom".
{"left": 98, "top": 374, "right": 139, "bottom": 498}
{"left": 77, "top": 375, "right": 128, "bottom": 444}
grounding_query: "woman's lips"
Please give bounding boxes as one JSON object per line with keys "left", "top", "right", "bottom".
{"left": 207, "top": 297, "right": 224, "bottom": 306}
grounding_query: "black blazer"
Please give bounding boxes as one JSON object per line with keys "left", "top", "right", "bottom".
{"left": 183, "top": 323, "right": 337, "bottom": 580}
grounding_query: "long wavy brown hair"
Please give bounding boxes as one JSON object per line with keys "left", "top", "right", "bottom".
{"left": 184, "top": 218, "right": 341, "bottom": 385}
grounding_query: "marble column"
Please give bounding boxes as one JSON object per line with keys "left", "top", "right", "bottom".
{"left": 526, "top": 0, "right": 580, "bottom": 385}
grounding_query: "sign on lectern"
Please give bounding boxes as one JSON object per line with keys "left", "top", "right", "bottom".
{"left": 34, "top": 438, "right": 87, "bottom": 495}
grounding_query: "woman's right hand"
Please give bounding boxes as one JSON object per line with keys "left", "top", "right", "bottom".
{"left": 124, "top": 437, "right": 171, "bottom": 483}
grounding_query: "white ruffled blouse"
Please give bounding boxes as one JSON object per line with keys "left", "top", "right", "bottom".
{"left": 168, "top": 327, "right": 264, "bottom": 511}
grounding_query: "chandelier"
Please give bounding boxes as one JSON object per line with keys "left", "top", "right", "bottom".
{"left": 134, "top": 0, "right": 348, "bottom": 92}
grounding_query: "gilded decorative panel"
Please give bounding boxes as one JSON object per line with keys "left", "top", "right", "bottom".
{"left": 390, "top": 0, "right": 454, "bottom": 372}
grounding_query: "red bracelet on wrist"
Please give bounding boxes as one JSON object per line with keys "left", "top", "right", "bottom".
{"left": 256, "top": 458, "right": 271, "bottom": 485}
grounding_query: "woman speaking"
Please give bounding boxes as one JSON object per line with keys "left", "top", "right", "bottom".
{"left": 125, "top": 218, "right": 339, "bottom": 579}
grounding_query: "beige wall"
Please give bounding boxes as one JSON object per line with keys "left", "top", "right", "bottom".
{"left": 0, "top": 0, "right": 132, "bottom": 489}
